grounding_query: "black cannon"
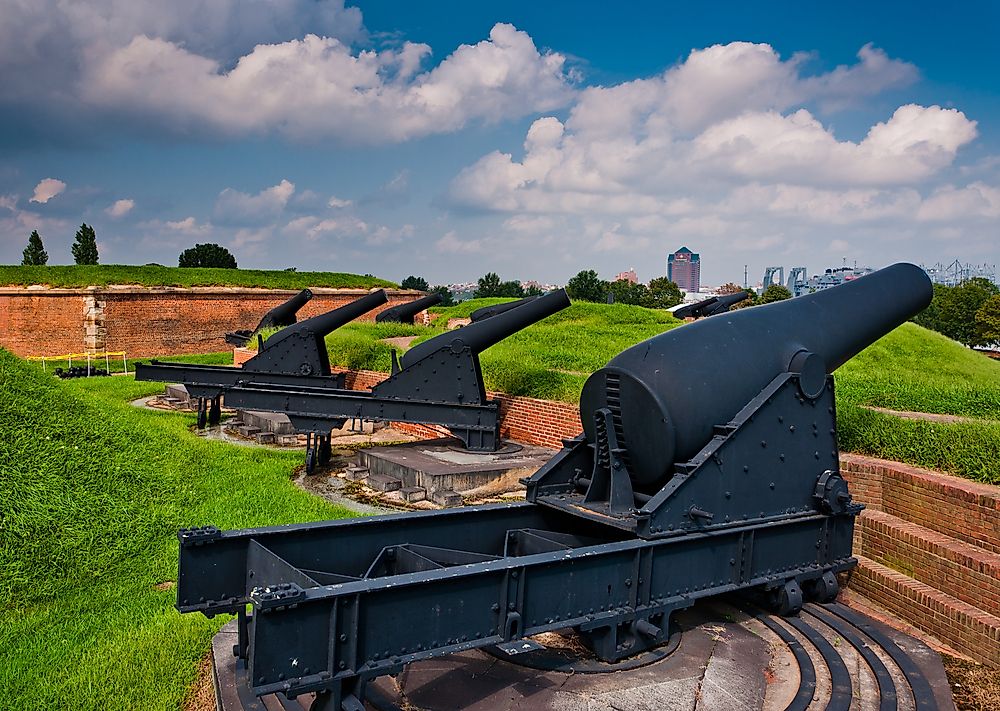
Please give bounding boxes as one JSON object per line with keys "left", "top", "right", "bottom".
{"left": 672, "top": 290, "right": 750, "bottom": 319}
{"left": 469, "top": 295, "right": 540, "bottom": 322}
{"left": 136, "top": 291, "right": 389, "bottom": 429}
{"left": 169, "top": 264, "right": 931, "bottom": 710}
{"left": 374, "top": 293, "right": 442, "bottom": 324}
{"left": 225, "top": 288, "right": 314, "bottom": 347}
{"left": 218, "top": 288, "right": 571, "bottom": 455}
{"left": 138, "top": 289, "right": 571, "bottom": 464}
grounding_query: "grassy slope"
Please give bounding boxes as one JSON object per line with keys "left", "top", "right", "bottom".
{"left": 0, "top": 351, "right": 356, "bottom": 708}
{"left": 0, "top": 264, "right": 395, "bottom": 289}
{"left": 835, "top": 323, "right": 1000, "bottom": 483}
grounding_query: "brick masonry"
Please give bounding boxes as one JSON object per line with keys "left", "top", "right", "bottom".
{"left": 0, "top": 287, "right": 422, "bottom": 358}
{"left": 842, "top": 453, "right": 1000, "bottom": 665}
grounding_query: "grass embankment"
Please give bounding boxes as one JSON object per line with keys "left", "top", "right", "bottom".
{"left": 836, "top": 323, "right": 1000, "bottom": 483}
{"left": 0, "top": 265, "right": 395, "bottom": 289}
{"left": 0, "top": 349, "right": 356, "bottom": 708}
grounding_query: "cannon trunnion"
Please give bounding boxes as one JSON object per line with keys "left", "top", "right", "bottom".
{"left": 171, "top": 264, "right": 933, "bottom": 710}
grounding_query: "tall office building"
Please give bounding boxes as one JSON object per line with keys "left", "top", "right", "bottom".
{"left": 667, "top": 247, "right": 700, "bottom": 293}
{"left": 615, "top": 268, "right": 638, "bottom": 284}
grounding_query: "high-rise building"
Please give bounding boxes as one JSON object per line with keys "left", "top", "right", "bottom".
{"left": 667, "top": 247, "right": 700, "bottom": 293}
{"left": 615, "top": 268, "right": 638, "bottom": 284}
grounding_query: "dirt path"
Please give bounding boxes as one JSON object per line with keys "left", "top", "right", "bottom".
{"left": 862, "top": 405, "right": 984, "bottom": 425}
{"left": 382, "top": 335, "right": 419, "bottom": 350}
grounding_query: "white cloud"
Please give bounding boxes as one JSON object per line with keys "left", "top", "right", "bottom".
{"left": 76, "top": 23, "right": 574, "bottom": 143}
{"left": 328, "top": 196, "right": 353, "bottom": 209}
{"left": 106, "top": 198, "right": 135, "bottom": 217}
{"left": 441, "top": 41, "right": 992, "bottom": 280}
{"left": 164, "top": 216, "right": 211, "bottom": 235}
{"left": 30, "top": 178, "right": 66, "bottom": 204}
{"left": 214, "top": 180, "right": 295, "bottom": 223}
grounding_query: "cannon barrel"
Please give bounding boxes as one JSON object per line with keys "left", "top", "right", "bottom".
{"left": 375, "top": 293, "right": 443, "bottom": 324}
{"left": 401, "top": 288, "right": 570, "bottom": 367}
{"left": 262, "top": 290, "right": 388, "bottom": 348}
{"left": 673, "top": 291, "right": 750, "bottom": 319}
{"left": 258, "top": 288, "right": 313, "bottom": 329}
{"left": 580, "top": 263, "right": 932, "bottom": 490}
{"left": 470, "top": 295, "right": 540, "bottom": 322}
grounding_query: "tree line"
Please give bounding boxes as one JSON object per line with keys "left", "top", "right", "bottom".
{"left": 913, "top": 278, "right": 1000, "bottom": 347}
{"left": 21, "top": 228, "right": 240, "bottom": 269}
{"left": 21, "top": 225, "right": 100, "bottom": 265}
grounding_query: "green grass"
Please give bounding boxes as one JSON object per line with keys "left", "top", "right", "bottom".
{"left": 0, "top": 265, "right": 395, "bottom": 289}
{"left": 0, "top": 349, "right": 357, "bottom": 708}
{"left": 836, "top": 323, "right": 1000, "bottom": 418}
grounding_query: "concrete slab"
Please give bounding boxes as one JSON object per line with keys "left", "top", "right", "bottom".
{"left": 358, "top": 438, "right": 555, "bottom": 499}
{"left": 239, "top": 410, "right": 295, "bottom": 435}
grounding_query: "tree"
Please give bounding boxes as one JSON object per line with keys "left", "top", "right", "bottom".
{"left": 401, "top": 275, "right": 430, "bottom": 291}
{"left": 178, "top": 243, "right": 238, "bottom": 268}
{"left": 524, "top": 284, "right": 544, "bottom": 297}
{"left": 718, "top": 282, "right": 744, "bottom": 295}
{"left": 916, "top": 278, "right": 1000, "bottom": 346}
{"left": 475, "top": 272, "right": 502, "bottom": 297}
{"left": 760, "top": 284, "right": 792, "bottom": 303}
{"left": 566, "top": 270, "right": 609, "bottom": 302}
{"left": 608, "top": 279, "right": 654, "bottom": 307}
{"left": 647, "top": 277, "right": 683, "bottom": 309}
{"left": 497, "top": 280, "right": 526, "bottom": 298}
{"left": 21, "top": 230, "right": 48, "bottom": 265}
{"left": 430, "top": 285, "right": 455, "bottom": 306}
{"left": 71, "top": 223, "right": 99, "bottom": 265}
{"left": 975, "top": 294, "right": 1000, "bottom": 346}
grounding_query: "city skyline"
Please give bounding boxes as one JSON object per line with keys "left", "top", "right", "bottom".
{"left": 1, "top": 1, "right": 998, "bottom": 286}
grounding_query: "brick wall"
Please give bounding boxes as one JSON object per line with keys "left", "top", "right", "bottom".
{"left": 324, "top": 367, "right": 582, "bottom": 449}
{"left": 0, "top": 287, "right": 421, "bottom": 358}
{"left": 841, "top": 454, "right": 1000, "bottom": 554}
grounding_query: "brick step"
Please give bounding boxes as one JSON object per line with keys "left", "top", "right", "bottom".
{"left": 857, "top": 509, "right": 1000, "bottom": 616}
{"left": 850, "top": 554, "right": 1000, "bottom": 666}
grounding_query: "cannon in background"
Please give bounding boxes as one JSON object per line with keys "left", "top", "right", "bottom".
{"left": 671, "top": 290, "right": 750, "bottom": 319}
{"left": 137, "top": 291, "right": 388, "bottom": 429}
{"left": 169, "top": 264, "right": 931, "bottom": 710}
{"left": 225, "top": 288, "right": 314, "bottom": 347}
{"left": 374, "top": 293, "right": 442, "bottom": 324}
{"left": 469, "top": 295, "right": 540, "bottom": 322}
{"left": 138, "top": 289, "right": 571, "bottom": 462}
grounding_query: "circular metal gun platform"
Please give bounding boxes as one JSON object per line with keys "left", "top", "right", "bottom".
{"left": 211, "top": 599, "right": 955, "bottom": 711}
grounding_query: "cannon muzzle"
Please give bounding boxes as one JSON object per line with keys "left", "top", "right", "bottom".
{"left": 225, "top": 288, "right": 315, "bottom": 346}
{"left": 470, "top": 295, "right": 540, "bottom": 322}
{"left": 259, "top": 288, "right": 314, "bottom": 329}
{"left": 375, "top": 294, "right": 443, "bottom": 324}
{"left": 265, "top": 290, "right": 388, "bottom": 346}
{"left": 401, "top": 289, "right": 570, "bottom": 368}
{"left": 580, "top": 263, "right": 932, "bottom": 489}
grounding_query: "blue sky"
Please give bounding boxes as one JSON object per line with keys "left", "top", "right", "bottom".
{"left": 1, "top": 0, "right": 997, "bottom": 287}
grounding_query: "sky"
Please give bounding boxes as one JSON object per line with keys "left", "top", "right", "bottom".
{"left": 1, "top": 0, "right": 998, "bottom": 287}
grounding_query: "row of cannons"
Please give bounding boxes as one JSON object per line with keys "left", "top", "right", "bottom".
{"left": 138, "top": 288, "right": 569, "bottom": 470}
{"left": 140, "top": 264, "right": 934, "bottom": 711}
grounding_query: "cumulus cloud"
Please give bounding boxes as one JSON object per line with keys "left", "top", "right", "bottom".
{"left": 106, "top": 198, "right": 135, "bottom": 217}
{"left": 214, "top": 180, "right": 295, "bottom": 224}
{"left": 442, "top": 41, "right": 990, "bottom": 274}
{"left": 30, "top": 178, "right": 66, "bottom": 203}
{"left": 1, "top": 2, "right": 576, "bottom": 144}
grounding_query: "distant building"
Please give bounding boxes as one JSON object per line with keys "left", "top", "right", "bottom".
{"left": 615, "top": 268, "right": 638, "bottom": 284}
{"left": 667, "top": 247, "right": 700, "bottom": 293}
